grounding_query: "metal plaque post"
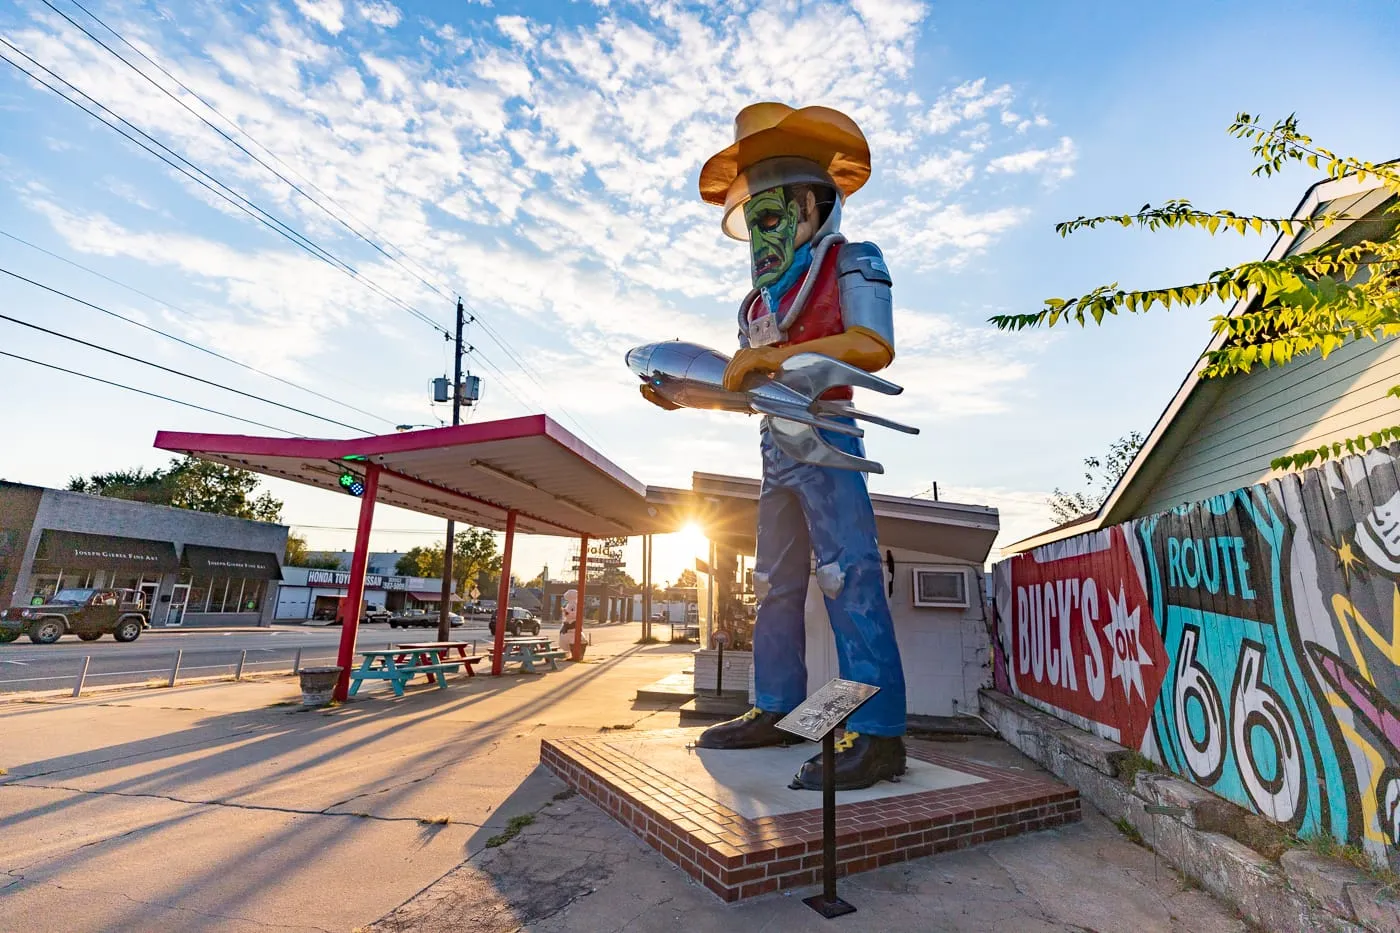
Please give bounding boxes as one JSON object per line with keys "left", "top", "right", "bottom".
{"left": 775, "top": 678, "right": 880, "bottom": 920}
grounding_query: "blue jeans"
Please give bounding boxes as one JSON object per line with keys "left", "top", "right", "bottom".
{"left": 751, "top": 421, "right": 906, "bottom": 736}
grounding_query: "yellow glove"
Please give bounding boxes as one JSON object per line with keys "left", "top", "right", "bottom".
{"left": 722, "top": 346, "right": 784, "bottom": 392}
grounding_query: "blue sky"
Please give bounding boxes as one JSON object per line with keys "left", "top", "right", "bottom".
{"left": 2, "top": 0, "right": 1399, "bottom": 581}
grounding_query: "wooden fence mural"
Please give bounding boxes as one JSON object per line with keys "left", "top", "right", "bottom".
{"left": 992, "top": 444, "right": 1400, "bottom": 858}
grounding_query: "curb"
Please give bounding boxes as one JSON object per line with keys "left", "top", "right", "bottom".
{"left": 979, "top": 689, "right": 1398, "bottom": 933}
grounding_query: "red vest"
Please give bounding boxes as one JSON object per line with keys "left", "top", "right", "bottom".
{"left": 750, "top": 244, "right": 850, "bottom": 400}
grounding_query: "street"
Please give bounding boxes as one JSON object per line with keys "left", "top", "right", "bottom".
{"left": 0, "top": 622, "right": 510, "bottom": 694}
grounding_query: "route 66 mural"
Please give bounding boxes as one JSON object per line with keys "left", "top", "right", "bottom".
{"left": 993, "top": 445, "right": 1400, "bottom": 860}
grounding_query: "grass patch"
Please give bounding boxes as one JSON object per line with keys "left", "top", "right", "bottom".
{"left": 419, "top": 814, "right": 451, "bottom": 826}
{"left": 269, "top": 700, "right": 299, "bottom": 707}
{"left": 484, "top": 813, "right": 536, "bottom": 848}
{"left": 1297, "top": 832, "right": 1400, "bottom": 885}
{"left": 350, "top": 811, "right": 371, "bottom": 819}
{"left": 1116, "top": 751, "right": 1157, "bottom": 786}
{"left": 0, "top": 768, "right": 7, "bottom": 776}
{"left": 1114, "top": 816, "right": 1145, "bottom": 847}
{"left": 552, "top": 789, "right": 576, "bottom": 801}
{"left": 634, "top": 635, "right": 661, "bottom": 645}
{"left": 143, "top": 679, "right": 172, "bottom": 688}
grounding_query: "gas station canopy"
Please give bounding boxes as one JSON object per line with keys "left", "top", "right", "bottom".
{"left": 155, "top": 415, "right": 665, "bottom": 539}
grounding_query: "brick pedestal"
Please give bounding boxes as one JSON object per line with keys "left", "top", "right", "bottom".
{"left": 541, "top": 728, "right": 1079, "bottom": 902}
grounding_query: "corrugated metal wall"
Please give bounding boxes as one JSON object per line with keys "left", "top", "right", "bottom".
{"left": 993, "top": 442, "right": 1400, "bottom": 858}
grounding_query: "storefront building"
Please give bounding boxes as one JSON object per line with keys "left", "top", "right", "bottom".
{"left": 0, "top": 481, "right": 287, "bottom": 627}
{"left": 274, "top": 567, "right": 454, "bottom": 621}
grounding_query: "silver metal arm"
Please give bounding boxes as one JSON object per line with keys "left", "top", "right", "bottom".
{"left": 625, "top": 340, "right": 918, "bottom": 472}
{"left": 837, "top": 241, "right": 894, "bottom": 350}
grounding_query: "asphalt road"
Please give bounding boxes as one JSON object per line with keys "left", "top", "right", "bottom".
{"left": 0, "top": 622, "right": 501, "bottom": 694}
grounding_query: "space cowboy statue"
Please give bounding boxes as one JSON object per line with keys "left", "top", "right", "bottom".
{"left": 627, "top": 103, "right": 917, "bottom": 791}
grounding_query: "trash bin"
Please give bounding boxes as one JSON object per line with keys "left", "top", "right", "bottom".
{"left": 298, "top": 666, "right": 342, "bottom": 707}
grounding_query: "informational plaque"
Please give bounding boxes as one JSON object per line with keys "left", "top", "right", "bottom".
{"left": 775, "top": 678, "right": 880, "bottom": 742}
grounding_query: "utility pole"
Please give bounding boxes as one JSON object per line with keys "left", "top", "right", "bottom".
{"left": 438, "top": 298, "right": 467, "bottom": 642}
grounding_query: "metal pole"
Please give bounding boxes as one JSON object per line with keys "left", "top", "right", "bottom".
{"left": 715, "top": 640, "right": 724, "bottom": 697}
{"left": 801, "top": 729, "right": 856, "bottom": 918}
{"left": 235, "top": 649, "right": 247, "bottom": 681}
{"left": 72, "top": 656, "right": 90, "bottom": 697}
{"left": 822, "top": 731, "right": 836, "bottom": 900}
{"left": 573, "top": 534, "right": 589, "bottom": 661}
{"left": 292, "top": 647, "right": 302, "bottom": 674}
{"left": 439, "top": 298, "right": 467, "bottom": 643}
{"left": 169, "top": 649, "right": 182, "bottom": 687}
{"left": 490, "top": 510, "right": 518, "bottom": 675}
{"left": 334, "top": 464, "right": 380, "bottom": 702}
{"left": 642, "top": 534, "right": 652, "bottom": 642}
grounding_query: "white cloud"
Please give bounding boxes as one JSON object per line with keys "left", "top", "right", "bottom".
{"left": 496, "top": 15, "right": 535, "bottom": 48}
{"left": 357, "top": 1, "right": 400, "bottom": 29}
{"left": 294, "top": 0, "right": 345, "bottom": 34}
{"left": 2, "top": 0, "right": 1074, "bottom": 485}
{"left": 988, "top": 136, "right": 1077, "bottom": 180}
{"left": 922, "top": 78, "right": 1014, "bottom": 134}
{"left": 854, "top": 200, "right": 1028, "bottom": 271}
{"left": 895, "top": 149, "right": 975, "bottom": 190}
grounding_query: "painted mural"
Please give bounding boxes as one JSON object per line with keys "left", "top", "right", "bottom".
{"left": 992, "top": 444, "right": 1400, "bottom": 858}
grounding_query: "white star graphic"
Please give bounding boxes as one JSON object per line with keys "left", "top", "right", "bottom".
{"left": 1106, "top": 582, "right": 1153, "bottom": 704}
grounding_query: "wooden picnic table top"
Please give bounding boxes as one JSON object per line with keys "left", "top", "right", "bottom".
{"left": 501, "top": 635, "right": 552, "bottom": 644}
{"left": 394, "top": 641, "right": 477, "bottom": 651}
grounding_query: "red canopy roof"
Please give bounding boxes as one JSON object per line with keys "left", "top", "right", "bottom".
{"left": 154, "top": 415, "right": 662, "bottom": 539}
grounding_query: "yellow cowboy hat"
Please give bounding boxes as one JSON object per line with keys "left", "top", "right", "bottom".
{"left": 698, "top": 101, "right": 871, "bottom": 208}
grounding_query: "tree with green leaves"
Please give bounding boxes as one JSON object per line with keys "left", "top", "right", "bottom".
{"left": 453, "top": 527, "right": 502, "bottom": 596}
{"left": 1048, "top": 432, "right": 1145, "bottom": 524}
{"left": 69, "top": 455, "right": 284, "bottom": 522}
{"left": 992, "top": 114, "right": 1400, "bottom": 471}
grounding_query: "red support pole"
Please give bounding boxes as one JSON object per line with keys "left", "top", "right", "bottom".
{"left": 333, "top": 464, "right": 379, "bottom": 702}
{"left": 490, "top": 510, "right": 518, "bottom": 676}
{"left": 573, "top": 534, "right": 589, "bottom": 661}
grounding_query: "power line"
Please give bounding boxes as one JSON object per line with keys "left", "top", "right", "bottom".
{"left": 45, "top": 0, "right": 460, "bottom": 309}
{"left": 1, "top": 228, "right": 398, "bottom": 424}
{"left": 0, "top": 257, "right": 398, "bottom": 429}
{"left": 0, "top": 37, "right": 453, "bottom": 339}
{"left": 42, "top": 1, "right": 612, "bottom": 448}
{"left": 0, "top": 349, "right": 294, "bottom": 434}
{"left": 1, "top": 38, "right": 551, "bottom": 422}
{"left": 0, "top": 289, "right": 373, "bottom": 433}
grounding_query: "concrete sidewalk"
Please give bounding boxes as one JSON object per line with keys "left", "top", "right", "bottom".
{"left": 0, "top": 625, "right": 1245, "bottom": 932}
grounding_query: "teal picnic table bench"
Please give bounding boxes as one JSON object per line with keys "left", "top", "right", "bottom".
{"left": 348, "top": 648, "right": 461, "bottom": 697}
{"left": 491, "top": 636, "right": 568, "bottom": 673}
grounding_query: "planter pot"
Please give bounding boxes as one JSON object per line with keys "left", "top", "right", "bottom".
{"left": 298, "top": 666, "right": 342, "bottom": 707}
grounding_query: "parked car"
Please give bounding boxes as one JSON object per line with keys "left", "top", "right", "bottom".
{"left": 489, "top": 606, "right": 542, "bottom": 636}
{"left": 389, "top": 610, "right": 463, "bottom": 629}
{"left": 328, "top": 602, "right": 391, "bottom": 625}
{"left": 0, "top": 588, "right": 148, "bottom": 644}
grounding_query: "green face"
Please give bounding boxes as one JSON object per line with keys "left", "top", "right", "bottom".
{"left": 745, "top": 186, "right": 802, "bottom": 289}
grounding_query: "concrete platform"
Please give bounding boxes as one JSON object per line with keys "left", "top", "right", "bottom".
{"left": 541, "top": 727, "right": 1080, "bottom": 902}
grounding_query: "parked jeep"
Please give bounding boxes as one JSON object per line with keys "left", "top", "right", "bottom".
{"left": 0, "top": 588, "right": 149, "bottom": 644}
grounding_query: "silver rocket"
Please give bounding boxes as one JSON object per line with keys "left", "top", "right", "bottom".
{"left": 625, "top": 341, "right": 918, "bottom": 473}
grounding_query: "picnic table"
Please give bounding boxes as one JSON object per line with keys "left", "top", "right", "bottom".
{"left": 348, "top": 648, "right": 461, "bottom": 697}
{"left": 490, "top": 635, "right": 568, "bottom": 673}
{"left": 394, "top": 642, "right": 484, "bottom": 677}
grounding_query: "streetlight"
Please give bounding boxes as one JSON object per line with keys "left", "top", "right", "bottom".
{"left": 395, "top": 423, "right": 441, "bottom": 432}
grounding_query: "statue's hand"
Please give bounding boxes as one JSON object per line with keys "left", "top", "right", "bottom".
{"left": 722, "top": 346, "right": 783, "bottom": 392}
{"left": 640, "top": 384, "right": 682, "bottom": 411}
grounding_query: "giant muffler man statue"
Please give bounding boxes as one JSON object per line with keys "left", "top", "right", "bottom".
{"left": 630, "top": 103, "right": 916, "bottom": 790}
